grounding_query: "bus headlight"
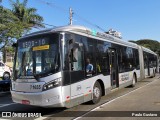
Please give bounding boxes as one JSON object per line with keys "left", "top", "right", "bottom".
{"left": 42, "top": 78, "right": 62, "bottom": 91}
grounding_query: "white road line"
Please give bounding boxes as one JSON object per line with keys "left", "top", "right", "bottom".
{"left": 0, "top": 103, "right": 17, "bottom": 108}
{"left": 73, "top": 79, "right": 158, "bottom": 120}
{"left": 34, "top": 117, "right": 48, "bottom": 120}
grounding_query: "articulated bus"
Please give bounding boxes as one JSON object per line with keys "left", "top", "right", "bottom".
{"left": 141, "top": 47, "right": 158, "bottom": 78}
{"left": 11, "top": 25, "right": 159, "bottom": 108}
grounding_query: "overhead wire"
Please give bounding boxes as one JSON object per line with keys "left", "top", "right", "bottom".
{"left": 2, "top": 0, "right": 107, "bottom": 32}
{"left": 36, "top": 0, "right": 106, "bottom": 32}
{"left": 73, "top": 13, "right": 106, "bottom": 32}
{"left": 37, "top": 0, "right": 68, "bottom": 13}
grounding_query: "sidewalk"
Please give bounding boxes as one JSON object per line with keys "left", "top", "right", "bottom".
{"left": 80, "top": 76, "right": 160, "bottom": 120}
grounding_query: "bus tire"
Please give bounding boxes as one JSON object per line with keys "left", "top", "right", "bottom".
{"left": 90, "top": 81, "right": 102, "bottom": 104}
{"left": 131, "top": 74, "right": 136, "bottom": 87}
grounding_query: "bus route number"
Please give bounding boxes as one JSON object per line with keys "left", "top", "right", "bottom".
{"left": 30, "top": 85, "right": 41, "bottom": 90}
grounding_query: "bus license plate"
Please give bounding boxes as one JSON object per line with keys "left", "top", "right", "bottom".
{"left": 22, "top": 100, "right": 30, "bottom": 105}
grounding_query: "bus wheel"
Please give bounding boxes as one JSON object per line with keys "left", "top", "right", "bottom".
{"left": 131, "top": 74, "right": 136, "bottom": 87}
{"left": 91, "top": 81, "right": 102, "bottom": 104}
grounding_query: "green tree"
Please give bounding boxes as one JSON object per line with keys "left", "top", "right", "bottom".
{"left": 0, "top": 0, "right": 44, "bottom": 46}
{"left": 2, "top": 46, "right": 15, "bottom": 63}
{"left": 0, "top": 0, "right": 44, "bottom": 62}
{"left": 10, "top": 0, "right": 44, "bottom": 30}
{"left": 0, "top": 6, "right": 24, "bottom": 48}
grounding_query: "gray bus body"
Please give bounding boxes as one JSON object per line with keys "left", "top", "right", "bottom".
{"left": 11, "top": 25, "right": 158, "bottom": 108}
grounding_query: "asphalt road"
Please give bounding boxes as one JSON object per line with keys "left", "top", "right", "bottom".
{"left": 0, "top": 75, "right": 160, "bottom": 120}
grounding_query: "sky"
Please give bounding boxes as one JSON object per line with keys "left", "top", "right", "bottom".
{"left": 1, "top": 0, "right": 160, "bottom": 42}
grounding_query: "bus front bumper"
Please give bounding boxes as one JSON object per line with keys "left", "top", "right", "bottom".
{"left": 11, "top": 87, "right": 64, "bottom": 108}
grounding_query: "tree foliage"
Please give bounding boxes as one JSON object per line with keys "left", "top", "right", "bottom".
{"left": 10, "top": 0, "right": 44, "bottom": 29}
{"left": 0, "top": 0, "right": 44, "bottom": 49}
{"left": 129, "top": 39, "right": 160, "bottom": 56}
{"left": 0, "top": 0, "right": 44, "bottom": 62}
{"left": 0, "top": 6, "right": 24, "bottom": 48}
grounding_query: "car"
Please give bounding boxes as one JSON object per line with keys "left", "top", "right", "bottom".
{"left": 0, "top": 61, "right": 12, "bottom": 80}
{"left": 0, "top": 79, "right": 11, "bottom": 92}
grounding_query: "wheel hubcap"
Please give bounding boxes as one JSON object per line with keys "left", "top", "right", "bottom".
{"left": 94, "top": 87, "right": 100, "bottom": 98}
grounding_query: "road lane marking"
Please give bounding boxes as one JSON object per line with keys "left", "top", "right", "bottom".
{"left": 0, "top": 103, "right": 17, "bottom": 108}
{"left": 73, "top": 78, "right": 158, "bottom": 120}
{"left": 34, "top": 117, "right": 48, "bottom": 120}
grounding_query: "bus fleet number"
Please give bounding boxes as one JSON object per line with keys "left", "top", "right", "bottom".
{"left": 30, "top": 85, "right": 41, "bottom": 90}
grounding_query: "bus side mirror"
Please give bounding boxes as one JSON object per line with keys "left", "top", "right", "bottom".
{"left": 69, "top": 39, "right": 80, "bottom": 63}
{"left": 70, "top": 42, "right": 83, "bottom": 62}
{"left": 70, "top": 48, "right": 77, "bottom": 62}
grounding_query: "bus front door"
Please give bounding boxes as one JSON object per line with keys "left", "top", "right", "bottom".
{"left": 109, "top": 49, "right": 119, "bottom": 89}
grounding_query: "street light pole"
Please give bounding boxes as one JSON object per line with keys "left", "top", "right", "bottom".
{"left": 69, "top": 7, "right": 73, "bottom": 25}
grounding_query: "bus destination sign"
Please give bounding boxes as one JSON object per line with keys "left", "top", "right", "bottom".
{"left": 19, "top": 38, "right": 49, "bottom": 48}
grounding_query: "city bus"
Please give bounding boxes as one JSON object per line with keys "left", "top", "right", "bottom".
{"left": 11, "top": 25, "right": 159, "bottom": 108}
{"left": 141, "top": 47, "right": 158, "bottom": 78}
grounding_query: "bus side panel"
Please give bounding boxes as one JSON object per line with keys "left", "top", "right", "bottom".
{"left": 64, "top": 76, "right": 103, "bottom": 108}
{"left": 119, "top": 71, "right": 133, "bottom": 87}
{"left": 144, "top": 68, "right": 148, "bottom": 78}
{"left": 138, "top": 46, "right": 145, "bottom": 80}
{"left": 136, "top": 70, "right": 141, "bottom": 80}
{"left": 97, "top": 74, "right": 111, "bottom": 94}
{"left": 144, "top": 69, "right": 148, "bottom": 78}
{"left": 70, "top": 81, "right": 84, "bottom": 107}
{"left": 83, "top": 76, "right": 99, "bottom": 103}
{"left": 82, "top": 76, "right": 107, "bottom": 102}
{"left": 66, "top": 75, "right": 111, "bottom": 107}
{"left": 62, "top": 85, "right": 71, "bottom": 108}
{"left": 150, "top": 68, "right": 153, "bottom": 76}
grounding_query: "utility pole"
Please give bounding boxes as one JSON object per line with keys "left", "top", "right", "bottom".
{"left": 69, "top": 7, "right": 73, "bottom": 25}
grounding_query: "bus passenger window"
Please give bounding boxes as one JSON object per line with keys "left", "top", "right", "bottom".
{"left": 86, "top": 58, "right": 93, "bottom": 77}
{"left": 96, "top": 61, "right": 101, "bottom": 73}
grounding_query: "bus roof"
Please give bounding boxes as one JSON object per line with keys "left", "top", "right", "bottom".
{"left": 21, "top": 25, "right": 157, "bottom": 55}
{"left": 22, "top": 25, "right": 139, "bottom": 49}
{"left": 142, "top": 46, "right": 157, "bottom": 55}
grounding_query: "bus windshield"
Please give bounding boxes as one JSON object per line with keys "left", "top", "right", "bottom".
{"left": 14, "top": 33, "right": 60, "bottom": 79}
